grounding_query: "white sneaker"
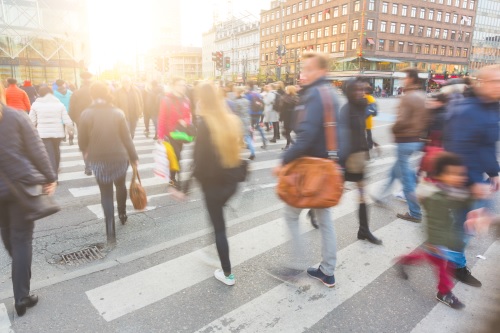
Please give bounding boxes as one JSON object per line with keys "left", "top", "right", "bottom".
{"left": 394, "top": 191, "right": 406, "bottom": 202}
{"left": 214, "top": 269, "right": 235, "bottom": 286}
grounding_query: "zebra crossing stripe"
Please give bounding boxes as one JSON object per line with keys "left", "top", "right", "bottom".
{"left": 0, "top": 303, "right": 13, "bottom": 333}
{"left": 85, "top": 178, "right": 388, "bottom": 321}
{"left": 197, "top": 219, "right": 424, "bottom": 333}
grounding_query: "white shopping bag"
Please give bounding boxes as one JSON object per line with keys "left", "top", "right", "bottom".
{"left": 153, "top": 142, "right": 170, "bottom": 182}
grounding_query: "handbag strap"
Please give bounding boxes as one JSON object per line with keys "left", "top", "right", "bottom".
{"left": 131, "top": 164, "right": 142, "bottom": 185}
{"left": 318, "top": 86, "right": 338, "bottom": 160}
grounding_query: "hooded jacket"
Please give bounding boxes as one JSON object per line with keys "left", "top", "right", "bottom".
{"left": 29, "top": 94, "right": 73, "bottom": 139}
{"left": 392, "top": 84, "right": 430, "bottom": 142}
{"left": 283, "top": 77, "right": 342, "bottom": 165}
{"left": 53, "top": 87, "right": 73, "bottom": 112}
{"left": 444, "top": 95, "right": 500, "bottom": 184}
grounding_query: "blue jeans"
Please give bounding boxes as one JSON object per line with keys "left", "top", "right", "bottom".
{"left": 380, "top": 142, "right": 424, "bottom": 218}
{"left": 244, "top": 134, "right": 255, "bottom": 156}
{"left": 251, "top": 115, "right": 266, "bottom": 144}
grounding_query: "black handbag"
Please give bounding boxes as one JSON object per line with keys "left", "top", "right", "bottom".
{"left": 224, "top": 159, "right": 249, "bottom": 183}
{"left": 0, "top": 171, "right": 60, "bottom": 221}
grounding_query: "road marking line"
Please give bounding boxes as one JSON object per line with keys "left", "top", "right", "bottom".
{"left": 0, "top": 303, "right": 13, "bottom": 333}
{"left": 85, "top": 179, "right": 387, "bottom": 321}
{"left": 197, "top": 219, "right": 424, "bottom": 333}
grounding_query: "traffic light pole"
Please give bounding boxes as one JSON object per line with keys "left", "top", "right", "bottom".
{"left": 277, "top": 0, "right": 284, "bottom": 81}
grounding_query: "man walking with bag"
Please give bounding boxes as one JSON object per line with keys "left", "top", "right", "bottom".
{"left": 274, "top": 52, "right": 341, "bottom": 287}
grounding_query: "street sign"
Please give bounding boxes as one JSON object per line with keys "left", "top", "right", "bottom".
{"left": 276, "top": 57, "right": 282, "bottom": 67}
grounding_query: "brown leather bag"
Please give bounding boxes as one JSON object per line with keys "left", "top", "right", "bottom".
{"left": 277, "top": 86, "right": 344, "bottom": 209}
{"left": 129, "top": 165, "right": 147, "bottom": 210}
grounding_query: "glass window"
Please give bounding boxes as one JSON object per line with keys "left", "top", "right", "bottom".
{"left": 325, "top": 27, "right": 329, "bottom": 36}
{"left": 312, "top": 0, "right": 316, "bottom": 7}
{"left": 355, "top": 1, "right": 360, "bottom": 12}
{"left": 311, "top": 14, "right": 316, "bottom": 23}
{"left": 298, "top": 18, "right": 302, "bottom": 27}
{"left": 339, "top": 40, "right": 345, "bottom": 51}
{"left": 435, "top": 28, "right": 441, "bottom": 38}
{"left": 418, "top": 26, "right": 424, "bottom": 36}
{"left": 324, "top": 43, "right": 329, "bottom": 53}
{"left": 286, "top": 35, "right": 290, "bottom": 44}
{"left": 429, "top": 10, "right": 434, "bottom": 20}
{"left": 369, "top": 0, "right": 375, "bottom": 11}
{"left": 292, "top": 20, "right": 296, "bottom": 28}
{"left": 286, "top": 21, "right": 290, "bottom": 29}
{"left": 420, "top": 9, "right": 425, "bottom": 19}
{"left": 271, "top": 12, "right": 275, "bottom": 20}
{"left": 317, "top": 28, "right": 322, "bottom": 38}
{"left": 333, "top": 7, "right": 339, "bottom": 17}
{"left": 440, "top": 46, "right": 446, "bottom": 55}
{"left": 305, "top": 0, "right": 309, "bottom": 9}
{"left": 298, "top": 33, "right": 302, "bottom": 41}
{"left": 447, "top": 0, "right": 451, "bottom": 5}
{"left": 381, "top": 21, "right": 387, "bottom": 32}
{"left": 398, "top": 42, "right": 404, "bottom": 52}
{"left": 408, "top": 43, "right": 414, "bottom": 53}
{"left": 402, "top": 6, "right": 408, "bottom": 16}
{"left": 467, "top": 17, "right": 472, "bottom": 26}
{"left": 463, "top": 48, "right": 468, "bottom": 57}
{"left": 462, "top": 0, "right": 467, "bottom": 8}
{"left": 416, "top": 44, "right": 422, "bottom": 53}
{"left": 432, "top": 45, "right": 438, "bottom": 55}
{"left": 351, "top": 38, "right": 358, "bottom": 50}
{"left": 448, "top": 47, "right": 453, "bottom": 57}
{"left": 426, "top": 27, "right": 432, "bottom": 37}
{"left": 443, "top": 30, "right": 448, "bottom": 39}
{"left": 292, "top": 34, "right": 296, "bottom": 43}
{"left": 451, "top": 30, "right": 456, "bottom": 40}
{"left": 382, "top": 2, "right": 388, "bottom": 13}
{"left": 378, "top": 39, "right": 385, "bottom": 51}
{"left": 409, "top": 25, "right": 415, "bottom": 35}
{"left": 392, "top": 4, "right": 398, "bottom": 15}
{"left": 390, "top": 22, "right": 396, "bottom": 33}
{"left": 455, "top": 47, "right": 461, "bottom": 57}
{"left": 325, "top": 11, "right": 331, "bottom": 19}
{"left": 445, "top": 13, "right": 450, "bottom": 23}
{"left": 389, "top": 40, "right": 395, "bottom": 51}
{"left": 310, "top": 30, "right": 315, "bottom": 39}
{"left": 353, "top": 20, "right": 359, "bottom": 31}
{"left": 293, "top": 4, "right": 297, "bottom": 13}
{"left": 470, "top": 0, "right": 475, "bottom": 10}
{"left": 342, "top": 4, "right": 348, "bottom": 15}
{"left": 304, "top": 32, "right": 308, "bottom": 41}
{"left": 332, "top": 25, "right": 338, "bottom": 35}
{"left": 318, "top": 12, "right": 323, "bottom": 22}
{"left": 465, "top": 32, "right": 470, "bottom": 42}
{"left": 455, "top": 0, "right": 460, "bottom": 6}
{"left": 411, "top": 7, "right": 417, "bottom": 18}
{"left": 453, "top": 14, "right": 458, "bottom": 24}
{"left": 437, "top": 12, "right": 442, "bottom": 21}
{"left": 299, "top": 2, "right": 303, "bottom": 11}
{"left": 400, "top": 24, "right": 406, "bottom": 34}
{"left": 331, "top": 42, "right": 337, "bottom": 52}
{"left": 367, "top": 19, "right": 374, "bottom": 31}
{"left": 341, "top": 23, "right": 347, "bottom": 33}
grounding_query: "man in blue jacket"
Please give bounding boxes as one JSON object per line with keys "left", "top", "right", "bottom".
{"left": 444, "top": 65, "right": 500, "bottom": 287}
{"left": 274, "top": 52, "right": 342, "bottom": 288}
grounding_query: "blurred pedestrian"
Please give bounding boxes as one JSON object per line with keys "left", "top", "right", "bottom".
{"left": 114, "top": 76, "right": 144, "bottom": 139}
{"left": 78, "top": 82, "right": 139, "bottom": 246}
{"left": 443, "top": 65, "right": 500, "bottom": 287}
{"left": 364, "top": 84, "right": 380, "bottom": 158}
{"left": 233, "top": 86, "right": 255, "bottom": 160}
{"left": 53, "top": 79, "right": 74, "bottom": 145}
{"left": 0, "top": 97, "right": 57, "bottom": 316}
{"left": 5, "top": 78, "right": 31, "bottom": 112}
{"left": 280, "top": 85, "right": 299, "bottom": 150}
{"left": 20, "top": 80, "right": 38, "bottom": 105}
{"left": 69, "top": 71, "right": 94, "bottom": 175}
{"left": 143, "top": 80, "right": 164, "bottom": 139}
{"left": 245, "top": 81, "right": 267, "bottom": 149}
{"left": 192, "top": 82, "right": 243, "bottom": 286}
{"left": 29, "top": 86, "right": 73, "bottom": 178}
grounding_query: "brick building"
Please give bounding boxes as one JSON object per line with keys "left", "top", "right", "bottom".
{"left": 260, "top": 0, "right": 476, "bottom": 92}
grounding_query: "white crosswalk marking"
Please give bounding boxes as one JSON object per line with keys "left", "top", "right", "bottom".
{"left": 0, "top": 303, "right": 13, "bottom": 333}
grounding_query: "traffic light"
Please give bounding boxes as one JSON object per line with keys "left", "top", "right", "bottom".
{"left": 216, "top": 51, "right": 224, "bottom": 70}
{"left": 224, "top": 57, "right": 230, "bottom": 69}
{"left": 154, "top": 57, "right": 163, "bottom": 72}
{"left": 164, "top": 58, "right": 170, "bottom": 72}
{"left": 212, "top": 52, "right": 217, "bottom": 62}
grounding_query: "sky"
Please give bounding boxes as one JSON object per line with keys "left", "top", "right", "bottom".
{"left": 87, "top": 0, "right": 270, "bottom": 71}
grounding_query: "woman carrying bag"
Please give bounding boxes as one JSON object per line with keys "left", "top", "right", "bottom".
{"left": 78, "top": 82, "right": 139, "bottom": 246}
{"left": 0, "top": 85, "right": 57, "bottom": 316}
{"left": 192, "top": 82, "right": 244, "bottom": 286}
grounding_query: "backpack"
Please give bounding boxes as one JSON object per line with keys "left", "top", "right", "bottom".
{"left": 272, "top": 92, "right": 282, "bottom": 112}
{"left": 250, "top": 93, "right": 264, "bottom": 113}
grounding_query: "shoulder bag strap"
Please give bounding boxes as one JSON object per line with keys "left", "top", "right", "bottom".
{"left": 318, "top": 86, "right": 338, "bottom": 160}
{"left": 131, "top": 164, "right": 141, "bottom": 185}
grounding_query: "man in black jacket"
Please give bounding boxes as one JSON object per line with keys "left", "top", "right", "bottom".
{"left": 275, "top": 52, "right": 341, "bottom": 288}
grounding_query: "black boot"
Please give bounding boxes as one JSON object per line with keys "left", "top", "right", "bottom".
{"left": 357, "top": 203, "right": 382, "bottom": 245}
{"left": 106, "top": 217, "right": 116, "bottom": 246}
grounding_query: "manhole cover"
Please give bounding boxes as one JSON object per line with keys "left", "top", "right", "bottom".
{"left": 60, "top": 245, "right": 105, "bottom": 265}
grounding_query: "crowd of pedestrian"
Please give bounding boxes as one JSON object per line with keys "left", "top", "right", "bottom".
{"left": 0, "top": 54, "right": 498, "bottom": 317}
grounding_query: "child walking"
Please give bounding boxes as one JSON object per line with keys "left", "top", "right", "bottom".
{"left": 396, "top": 153, "right": 474, "bottom": 310}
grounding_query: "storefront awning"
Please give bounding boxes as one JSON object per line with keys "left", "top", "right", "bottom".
{"left": 430, "top": 79, "right": 447, "bottom": 85}
{"left": 363, "top": 57, "right": 402, "bottom": 63}
{"left": 336, "top": 57, "right": 358, "bottom": 63}
{"left": 366, "top": 38, "right": 375, "bottom": 45}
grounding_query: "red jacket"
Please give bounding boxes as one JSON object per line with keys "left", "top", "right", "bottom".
{"left": 6, "top": 84, "right": 31, "bottom": 111}
{"left": 157, "top": 93, "right": 192, "bottom": 140}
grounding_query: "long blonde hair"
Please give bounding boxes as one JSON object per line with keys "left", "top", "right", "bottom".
{"left": 197, "top": 82, "right": 242, "bottom": 168}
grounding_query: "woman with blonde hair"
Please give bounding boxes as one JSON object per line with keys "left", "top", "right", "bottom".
{"left": 193, "top": 82, "right": 243, "bottom": 286}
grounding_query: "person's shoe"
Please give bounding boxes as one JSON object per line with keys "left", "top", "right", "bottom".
{"left": 270, "top": 138, "right": 277, "bottom": 143}
{"left": 397, "top": 213, "right": 422, "bottom": 223}
{"left": 454, "top": 267, "right": 482, "bottom": 287}
{"left": 282, "top": 145, "right": 289, "bottom": 151}
{"left": 370, "top": 195, "right": 388, "bottom": 207}
{"left": 261, "top": 143, "right": 267, "bottom": 149}
{"left": 15, "top": 295, "right": 38, "bottom": 317}
{"left": 249, "top": 154, "right": 255, "bottom": 161}
{"left": 357, "top": 229, "right": 383, "bottom": 245}
{"left": 436, "top": 292, "right": 465, "bottom": 310}
{"left": 119, "top": 214, "right": 128, "bottom": 225}
{"left": 84, "top": 169, "right": 92, "bottom": 176}
{"left": 307, "top": 266, "right": 335, "bottom": 288}
{"left": 144, "top": 130, "right": 150, "bottom": 138}
{"left": 214, "top": 269, "right": 235, "bottom": 286}
{"left": 394, "top": 191, "right": 406, "bottom": 202}
{"left": 308, "top": 210, "right": 319, "bottom": 229}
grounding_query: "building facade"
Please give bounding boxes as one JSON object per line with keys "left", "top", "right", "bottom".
{"left": 202, "top": 27, "right": 217, "bottom": 79}
{"left": 0, "top": 0, "right": 89, "bottom": 85}
{"left": 168, "top": 47, "right": 203, "bottom": 82}
{"left": 469, "top": 0, "right": 500, "bottom": 71}
{"left": 151, "top": 0, "right": 182, "bottom": 49}
{"left": 203, "top": 19, "right": 260, "bottom": 83}
{"left": 260, "top": 0, "right": 476, "bottom": 89}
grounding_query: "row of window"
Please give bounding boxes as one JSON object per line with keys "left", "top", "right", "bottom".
{"left": 261, "top": 12, "right": 473, "bottom": 38}
{"left": 378, "top": 22, "right": 471, "bottom": 41}
{"left": 261, "top": 41, "right": 469, "bottom": 61}
{"left": 261, "top": 0, "right": 475, "bottom": 23}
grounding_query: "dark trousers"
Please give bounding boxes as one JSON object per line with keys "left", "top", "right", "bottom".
{"left": 144, "top": 112, "right": 152, "bottom": 133}
{"left": 97, "top": 174, "right": 127, "bottom": 243}
{"left": 202, "top": 182, "right": 237, "bottom": 276}
{"left": 152, "top": 116, "right": 158, "bottom": 138}
{"left": 42, "top": 138, "right": 62, "bottom": 175}
{"left": 0, "top": 198, "right": 35, "bottom": 303}
{"left": 128, "top": 120, "right": 138, "bottom": 139}
{"left": 272, "top": 122, "right": 280, "bottom": 139}
{"left": 284, "top": 128, "right": 294, "bottom": 147}
{"left": 169, "top": 139, "right": 184, "bottom": 183}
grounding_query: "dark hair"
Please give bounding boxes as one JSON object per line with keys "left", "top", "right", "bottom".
{"left": 433, "top": 152, "right": 464, "bottom": 177}
{"left": 90, "top": 82, "right": 113, "bottom": 103}
{"left": 38, "top": 86, "right": 53, "bottom": 97}
{"left": 7, "top": 78, "right": 17, "bottom": 85}
{"left": 365, "top": 84, "right": 374, "bottom": 95}
{"left": 56, "top": 79, "right": 65, "bottom": 87}
{"left": 403, "top": 68, "right": 420, "bottom": 84}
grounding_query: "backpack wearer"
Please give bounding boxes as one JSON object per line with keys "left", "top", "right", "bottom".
{"left": 250, "top": 93, "right": 264, "bottom": 113}
{"left": 272, "top": 91, "right": 281, "bottom": 112}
